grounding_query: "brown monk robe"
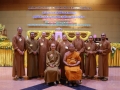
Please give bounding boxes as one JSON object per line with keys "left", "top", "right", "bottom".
{"left": 44, "top": 43, "right": 60, "bottom": 84}
{"left": 84, "top": 35, "right": 98, "bottom": 79}
{"left": 97, "top": 33, "right": 111, "bottom": 81}
{"left": 57, "top": 35, "right": 70, "bottom": 83}
{"left": 72, "top": 32, "right": 85, "bottom": 73}
{"left": 12, "top": 27, "right": 26, "bottom": 80}
{"left": 38, "top": 32, "right": 48, "bottom": 77}
{"left": 48, "top": 34, "right": 59, "bottom": 51}
{"left": 63, "top": 44, "right": 82, "bottom": 86}
{"left": 26, "top": 32, "right": 39, "bottom": 79}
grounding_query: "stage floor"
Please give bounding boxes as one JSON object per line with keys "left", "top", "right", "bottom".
{"left": 0, "top": 67, "right": 120, "bottom": 90}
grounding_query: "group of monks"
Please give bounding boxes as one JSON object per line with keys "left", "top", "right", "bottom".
{"left": 12, "top": 27, "right": 111, "bottom": 86}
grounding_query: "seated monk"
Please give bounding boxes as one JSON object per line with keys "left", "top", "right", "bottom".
{"left": 44, "top": 43, "right": 61, "bottom": 85}
{"left": 63, "top": 44, "right": 82, "bottom": 86}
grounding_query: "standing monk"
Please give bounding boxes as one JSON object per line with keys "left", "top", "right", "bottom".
{"left": 72, "top": 32, "right": 85, "bottom": 74}
{"left": 26, "top": 32, "right": 39, "bottom": 79}
{"left": 39, "top": 32, "right": 48, "bottom": 77}
{"left": 84, "top": 35, "right": 98, "bottom": 79}
{"left": 57, "top": 35, "right": 70, "bottom": 84}
{"left": 48, "top": 34, "right": 59, "bottom": 51}
{"left": 97, "top": 33, "right": 111, "bottom": 81}
{"left": 12, "top": 27, "right": 26, "bottom": 80}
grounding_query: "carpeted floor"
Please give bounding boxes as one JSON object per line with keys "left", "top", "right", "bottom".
{"left": 22, "top": 83, "right": 95, "bottom": 90}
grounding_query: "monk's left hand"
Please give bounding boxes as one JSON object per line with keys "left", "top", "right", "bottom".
{"left": 89, "top": 51, "right": 93, "bottom": 54}
{"left": 33, "top": 51, "right": 37, "bottom": 55}
{"left": 50, "top": 64, "right": 54, "bottom": 68}
{"left": 22, "top": 51, "right": 24, "bottom": 55}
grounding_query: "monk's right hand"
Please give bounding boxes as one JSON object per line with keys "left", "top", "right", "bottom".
{"left": 67, "top": 64, "right": 74, "bottom": 67}
{"left": 50, "top": 64, "right": 54, "bottom": 68}
{"left": 19, "top": 51, "right": 23, "bottom": 55}
{"left": 33, "top": 51, "right": 37, "bottom": 55}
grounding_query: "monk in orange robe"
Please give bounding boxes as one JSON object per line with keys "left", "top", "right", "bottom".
{"left": 63, "top": 44, "right": 82, "bottom": 86}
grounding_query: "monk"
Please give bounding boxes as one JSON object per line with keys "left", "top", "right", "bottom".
{"left": 84, "top": 35, "right": 98, "bottom": 79}
{"left": 72, "top": 32, "right": 85, "bottom": 74}
{"left": 48, "top": 34, "right": 59, "bottom": 51}
{"left": 57, "top": 35, "right": 70, "bottom": 84}
{"left": 97, "top": 33, "right": 111, "bottom": 81}
{"left": 12, "top": 27, "right": 26, "bottom": 80}
{"left": 38, "top": 32, "right": 48, "bottom": 77}
{"left": 63, "top": 44, "right": 82, "bottom": 86}
{"left": 26, "top": 32, "right": 39, "bottom": 79}
{"left": 44, "top": 43, "right": 60, "bottom": 85}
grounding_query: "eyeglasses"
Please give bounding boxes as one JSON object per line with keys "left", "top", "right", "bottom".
{"left": 101, "top": 35, "right": 105, "bottom": 36}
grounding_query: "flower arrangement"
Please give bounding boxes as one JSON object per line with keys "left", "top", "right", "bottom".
{"left": 111, "top": 46, "right": 116, "bottom": 59}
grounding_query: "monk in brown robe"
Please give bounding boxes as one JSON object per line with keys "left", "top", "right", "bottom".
{"left": 48, "top": 34, "right": 59, "bottom": 51}
{"left": 84, "top": 35, "right": 98, "bottom": 79}
{"left": 12, "top": 27, "right": 26, "bottom": 80}
{"left": 72, "top": 32, "right": 85, "bottom": 74}
{"left": 97, "top": 33, "right": 111, "bottom": 81}
{"left": 44, "top": 43, "right": 60, "bottom": 85}
{"left": 57, "top": 35, "right": 70, "bottom": 84}
{"left": 26, "top": 32, "right": 39, "bottom": 79}
{"left": 38, "top": 32, "right": 48, "bottom": 77}
{"left": 63, "top": 44, "right": 82, "bottom": 86}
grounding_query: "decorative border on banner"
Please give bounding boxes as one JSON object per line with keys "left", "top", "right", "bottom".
{"left": 28, "top": 6, "right": 91, "bottom": 10}
{"left": 27, "top": 24, "right": 91, "bottom": 27}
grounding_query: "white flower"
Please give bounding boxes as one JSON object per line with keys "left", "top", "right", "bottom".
{"left": 111, "top": 47, "right": 116, "bottom": 53}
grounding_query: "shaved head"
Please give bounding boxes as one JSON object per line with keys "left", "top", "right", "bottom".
{"left": 42, "top": 32, "right": 46, "bottom": 38}
{"left": 62, "top": 35, "right": 67, "bottom": 41}
{"left": 101, "top": 33, "right": 106, "bottom": 40}
{"left": 17, "top": 27, "right": 22, "bottom": 36}
{"left": 75, "top": 32, "right": 80, "bottom": 39}
{"left": 17, "top": 27, "right": 22, "bottom": 30}
{"left": 51, "top": 43, "right": 56, "bottom": 51}
{"left": 76, "top": 32, "right": 80, "bottom": 35}
{"left": 101, "top": 33, "right": 106, "bottom": 36}
{"left": 68, "top": 43, "right": 75, "bottom": 52}
{"left": 51, "top": 34, "right": 55, "bottom": 40}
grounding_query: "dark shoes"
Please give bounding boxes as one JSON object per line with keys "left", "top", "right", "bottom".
{"left": 97, "top": 77, "right": 108, "bottom": 81}
{"left": 13, "top": 76, "right": 24, "bottom": 81}
{"left": 68, "top": 81, "right": 80, "bottom": 87}
{"left": 18, "top": 77, "right": 24, "bottom": 81}
{"left": 88, "top": 76, "right": 94, "bottom": 79}
{"left": 60, "top": 79, "right": 67, "bottom": 85}
{"left": 101, "top": 78, "right": 108, "bottom": 81}
{"left": 48, "top": 82, "right": 54, "bottom": 86}
{"left": 84, "top": 76, "right": 94, "bottom": 79}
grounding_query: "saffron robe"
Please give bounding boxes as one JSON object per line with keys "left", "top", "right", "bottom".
{"left": 64, "top": 51, "right": 82, "bottom": 81}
